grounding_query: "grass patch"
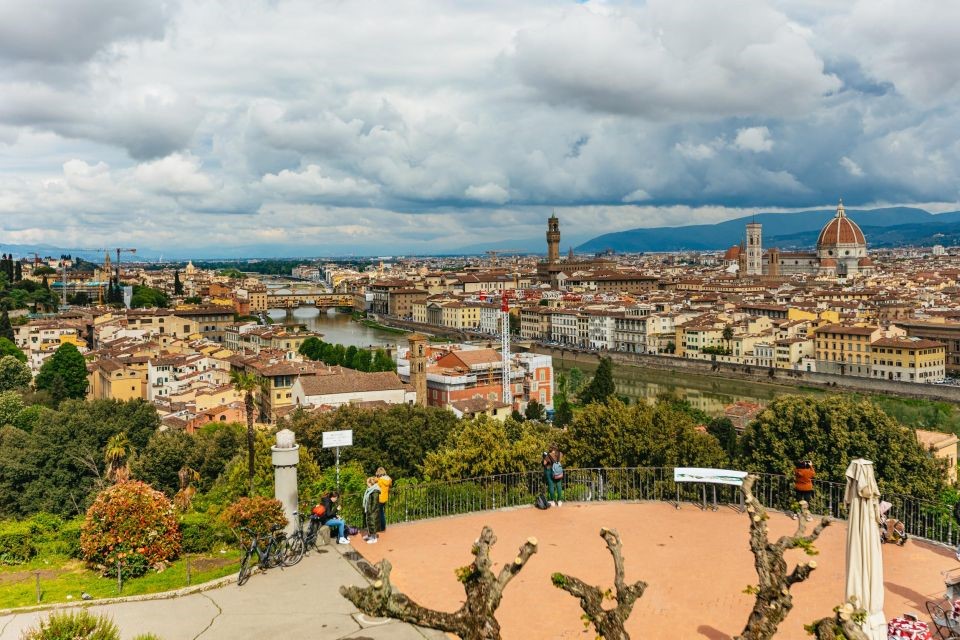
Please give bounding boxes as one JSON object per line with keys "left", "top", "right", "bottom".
{"left": 358, "top": 319, "right": 408, "bottom": 335}
{"left": 0, "top": 551, "right": 242, "bottom": 610}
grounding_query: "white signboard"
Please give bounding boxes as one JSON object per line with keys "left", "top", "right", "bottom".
{"left": 674, "top": 467, "right": 748, "bottom": 487}
{"left": 322, "top": 429, "right": 353, "bottom": 449}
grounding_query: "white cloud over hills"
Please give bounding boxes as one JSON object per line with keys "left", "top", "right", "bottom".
{"left": 0, "top": 0, "right": 957, "bottom": 255}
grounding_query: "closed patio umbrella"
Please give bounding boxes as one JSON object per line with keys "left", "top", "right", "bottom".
{"left": 844, "top": 458, "right": 886, "bottom": 640}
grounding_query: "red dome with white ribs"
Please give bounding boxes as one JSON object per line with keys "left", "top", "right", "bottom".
{"left": 817, "top": 201, "right": 866, "bottom": 247}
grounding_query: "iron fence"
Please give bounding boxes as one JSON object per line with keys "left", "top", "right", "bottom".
{"left": 339, "top": 467, "right": 957, "bottom": 548}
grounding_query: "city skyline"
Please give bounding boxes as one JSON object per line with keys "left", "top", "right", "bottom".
{"left": 1, "top": 0, "right": 958, "bottom": 255}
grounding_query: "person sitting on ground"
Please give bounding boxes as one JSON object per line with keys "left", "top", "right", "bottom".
{"left": 362, "top": 477, "right": 381, "bottom": 544}
{"left": 375, "top": 467, "right": 393, "bottom": 533}
{"left": 314, "top": 490, "right": 350, "bottom": 545}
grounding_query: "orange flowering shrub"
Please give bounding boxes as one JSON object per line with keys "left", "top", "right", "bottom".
{"left": 80, "top": 481, "right": 181, "bottom": 578}
{"left": 220, "top": 496, "right": 287, "bottom": 539}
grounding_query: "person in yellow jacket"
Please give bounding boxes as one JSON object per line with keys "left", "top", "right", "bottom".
{"left": 375, "top": 467, "right": 392, "bottom": 533}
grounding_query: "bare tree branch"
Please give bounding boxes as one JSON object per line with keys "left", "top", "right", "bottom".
{"left": 735, "top": 474, "right": 831, "bottom": 640}
{"left": 552, "top": 527, "right": 647, "bottom": 640}
{"left": 340, "top": 526, "right": 538, "bottom": 640}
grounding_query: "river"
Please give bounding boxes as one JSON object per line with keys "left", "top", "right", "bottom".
{"left": 554, "top": 359, "right": 821, "bottom": 416}
{"left": 266, "top": 308, "right": 404, "bottom": 348}
{"left": 267, "top": 307, "right": 809, "bottom": 412}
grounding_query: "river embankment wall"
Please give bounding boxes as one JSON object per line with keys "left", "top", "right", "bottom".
{"left": 533, "top": 346, "right": 960, "bottom": 404}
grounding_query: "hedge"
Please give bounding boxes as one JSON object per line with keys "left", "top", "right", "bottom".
{"left": 0, "top": 520, "right": 37, "bottom": 565}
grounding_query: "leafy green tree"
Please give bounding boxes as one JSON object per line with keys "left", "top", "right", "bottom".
{"left": 299, "top": 337, "right": 323, "bottom": 360}
{"left": 739, "top": 395, "right": 946, "bottom": 500}
{"left": 189, "top": 422, "right": 245, "bottom": 491}
{"left": 0, "top": 399, "right": 160, "bottom": 517}
{"left": 566, "top": 368, "right": 585, "bottom": 397}
{"left": 553, "top": 373, "right": 573, "bottom": 427}
{"left": 579, "top": 357, "right": 616, "bottom": 405}
{"left": 422, "top": 416, "right": 554, "bottom": 480}
{"left": 707, "top": 417, "right": 739, "bottom": 460}
{"left": 132, "top": 430, "right": 192, "bottom": 496}
{"left": 373, "top": 348, "right": 395, "bottom": 372}
{"left": 345, "top": 345, "right": 359, "bottom": 368}
{"left": 229, "top": 370, "right": 259, "bottom": 496}
{"left": 0, "top": 355, "right": 31, "bottom": 392}
{"left": 562, "top": 398, "right": 727, "bottom": 470}
{"left": 287, "top": 403, "right": 460, "bottom": 479}
{"left": 130, "top": 285, "right": 169, "bottom": 309}
{"left": 354, "top": 348, "right": 373, "bottom": 371}
{"left": 525, "top": 400, "right": 546, "bottom": 421}
{"left": 0, "top": 391, "right": 25, "bottom": 426}
{"left": 34, "top": 343, "right": 88, "bottom": 402}
{"left": 0, "top": 308, "right": 14, "bottom": 341}
{"left": 207, "top": 431, "right": 322, "bottom": 504}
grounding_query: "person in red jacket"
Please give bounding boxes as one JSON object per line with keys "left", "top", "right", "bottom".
{"left": 793, "top": 460, "right": 815, "bottom": 521}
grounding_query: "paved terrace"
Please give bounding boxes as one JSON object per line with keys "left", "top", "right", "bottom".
{"left": 0, "top": 546, "right": 443, "bottom": 640}
{"left": 357, "top": 502, "right": 951, "bottom": 640}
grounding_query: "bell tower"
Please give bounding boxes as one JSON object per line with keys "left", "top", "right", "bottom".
{"left": 546, "top": 214, "right": 560, "bottom": 264}
{"left": 407, "top": 333, "right": 428, "bottom": 407}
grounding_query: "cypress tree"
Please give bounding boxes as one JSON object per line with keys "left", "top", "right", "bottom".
{"left": 14, "top": 261, "right": 21, "bottom": 282}
{"left": 579, "top": 357, "right": 616, "bottom": 405}
{"left": 0, "top": 308, "right": 13, "bottom": 342}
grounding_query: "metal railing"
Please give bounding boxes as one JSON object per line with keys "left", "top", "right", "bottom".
{"left": 339, "top": 467, "right": 957, "bottom": 548}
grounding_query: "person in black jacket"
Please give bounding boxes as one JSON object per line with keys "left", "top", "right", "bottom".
{"left": 315, "top": 491, "right": 350, "bottom": 545}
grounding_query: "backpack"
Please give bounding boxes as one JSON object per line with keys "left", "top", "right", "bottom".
{"left": 535, "top": 494, "right": 550, "bottom": 510}
{"left": 551, "top": 461, "right": 564, "bottom": 480}
{"left": 311, "top": 504, "right": 326, "bottom": 518}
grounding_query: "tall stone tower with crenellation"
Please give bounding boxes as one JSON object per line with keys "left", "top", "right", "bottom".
{"left": 546, "top": 214, "right": 560, "bottom": 264}
{"left": 407, "top": 333, "right": 428, "bottom": 407}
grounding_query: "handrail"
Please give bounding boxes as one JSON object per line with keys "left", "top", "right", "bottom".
{"left": 333, "top": 467, "right": 956, "bottom": 549}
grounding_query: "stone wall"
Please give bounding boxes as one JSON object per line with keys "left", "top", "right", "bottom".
{"left": 533, "top": 346, "right": 960, "bottom": 404}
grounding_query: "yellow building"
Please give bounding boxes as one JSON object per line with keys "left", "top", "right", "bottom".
{"left": 916, "top": 429, "right": 958, "bottom": 484}
{"left": 813, "top": 323, "right": 881, "bottom": 377}
{"left": 774, "top": 338, "right": 815, "bottom": 369}
{"left": 870, "top": 337, "right": 946, "bottom": 383}
{"left": 88, "top": 358, "right": 148, "bottom": 401}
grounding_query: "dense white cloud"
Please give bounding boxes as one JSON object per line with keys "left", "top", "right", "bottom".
{"left": 0, "top": 0, "right": 956, "bottom": 255}
{"left": 734, "top": 127, "right": 775, "bottom": 153}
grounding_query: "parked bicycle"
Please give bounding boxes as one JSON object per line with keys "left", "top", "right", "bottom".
{"left": 237, "top": 525, "right": 291, "bottom": 586}
{"left": 284, "top": 511, "right": 330, "bottom": 567}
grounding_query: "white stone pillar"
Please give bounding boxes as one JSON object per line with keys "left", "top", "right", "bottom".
{"left": 271, "top": 429, "right": 300, "bottom": 535}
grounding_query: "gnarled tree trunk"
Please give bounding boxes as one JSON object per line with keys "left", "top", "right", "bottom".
{"left": 340, "top": 526, "right": 537, "bottom": 640}
{"left": 808, "top": 599, "right": 870, "bottom": 640}
{"left": 736, "top": 474, "right": 830, "bottom": 640}
{"left": 551, "top": 527, "right": 647, "bottom": 640}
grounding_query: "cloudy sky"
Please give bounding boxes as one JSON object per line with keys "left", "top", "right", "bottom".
{"left": 1, "top": 0, "right": 958, "bottom": 256}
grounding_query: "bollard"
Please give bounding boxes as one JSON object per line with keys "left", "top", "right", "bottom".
{"left": 186, "top": 558, "right": 192, "bottom": 586}
{"left": 117, "top": 560, "right": 122, "bottom": 594}
{"left": 35, "top": 571, "right": 40, "bottom": 604}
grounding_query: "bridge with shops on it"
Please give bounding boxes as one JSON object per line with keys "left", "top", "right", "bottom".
{"left": 265, "top": 288, "right": 355, "bottom": 309}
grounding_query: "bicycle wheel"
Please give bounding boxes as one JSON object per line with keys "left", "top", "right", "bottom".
{"left": 268, "top": 537, "right": 288, "bottom": 569}
{"left": 284, "top": 535, "right": 305, "bottom": 567}
{"left": 238, "top": 551, "right": 253, "bottom": 586}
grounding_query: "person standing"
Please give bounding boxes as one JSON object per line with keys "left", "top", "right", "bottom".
{"left": 542, "top": 445, "right": 564, "bottom": 507}
{"left": 793, "top": 459, "right": 815, "bottom": 521}
{"left": 362, "top": 477, "right": 381, "bottom": 544}
{"left": 375, "top": 467, "right": 392, "bottom": 533}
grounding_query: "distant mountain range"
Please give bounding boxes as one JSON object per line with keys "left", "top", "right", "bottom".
{"left": 577, "top": 207, "right": 960, "bottom": 253}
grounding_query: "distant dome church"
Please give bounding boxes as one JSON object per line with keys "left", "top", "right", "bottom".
{"left": 728, "top": 200, "right": 874, "bottom": 278}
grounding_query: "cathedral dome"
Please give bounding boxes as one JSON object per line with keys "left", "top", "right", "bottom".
{"left": 723, "top": 246, "right": 741, "bottom": 261}
{"left": 817, "top": 201, "right": 866, "bottom": 247}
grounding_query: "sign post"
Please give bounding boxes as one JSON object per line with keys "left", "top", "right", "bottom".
{"left": 322, "top": 429, "right": 354, "bottom": 489}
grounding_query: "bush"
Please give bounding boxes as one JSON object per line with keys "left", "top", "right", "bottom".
{"left": 52, "top": 517, "right": 84, "bottom": 558}
{"left": 21, "top": 610, "right": 119, "bottom": 640}
{"left": 219, "top": 496, "right": 287, "bottom": 539}
{"left": 0, "top": 520, "right": 36, "bottom": 565}
{"left": 179, "top": 511, "right": 230, "bottom": 553}
{"left": 80, "top": 481, "right": 182, "bottom": 579}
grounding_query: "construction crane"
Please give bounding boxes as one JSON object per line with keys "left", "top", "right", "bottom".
{"left": 500, "top": 291, "right": 511, "bottom": 406}
{"left": 485, "top": 249, "right": 524, "bottom": 267}
{"left": 114, "top": 248, "right": 137, "bottom": 283}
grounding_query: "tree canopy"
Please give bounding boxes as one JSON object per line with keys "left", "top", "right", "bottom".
{"left": 579, "top": 357, "right": 616, "bottom": 405}
{"left": 739, "top": 395, "right": 947, "bottom": 501}
{"left": 561, "top": 398, "right": 728, "bottom": 470}
{"left": 34, "top": 343, "right": 88, "bottom": 402}
{"left": 285, "top": 403, "right": 460, "bottom": 479}
{"left": 130, "top": 285, "right": 169, "bottom": 309}
{"left": 0, "top": 355, "right": 31, "bottom": 392}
